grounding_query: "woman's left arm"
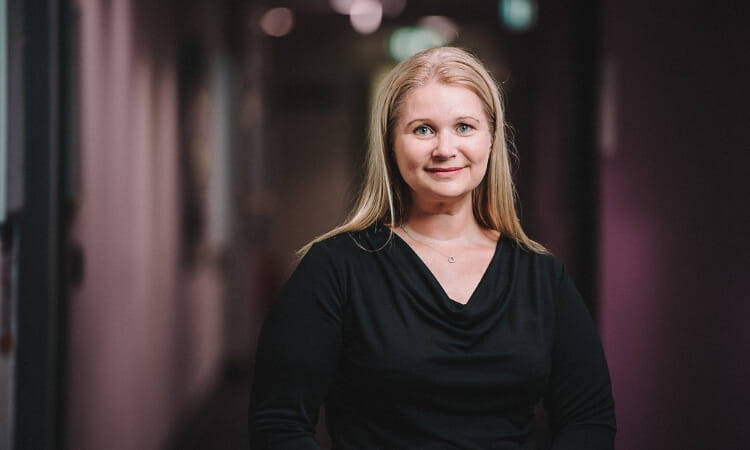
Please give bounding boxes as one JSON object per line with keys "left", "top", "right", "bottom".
{"left": 544, "top": 271, "right": 616, "bottom": 450}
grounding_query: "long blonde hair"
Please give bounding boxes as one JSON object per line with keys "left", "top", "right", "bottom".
{"left": 298, "top": 46, "right": 546, "bottom": 256}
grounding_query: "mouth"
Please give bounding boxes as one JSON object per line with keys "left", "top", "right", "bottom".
{"left": 424, "top": 166, "right": 464, "bottom": 179}
{"left": 425, "top": 167, "right": 463, "bottom": 173}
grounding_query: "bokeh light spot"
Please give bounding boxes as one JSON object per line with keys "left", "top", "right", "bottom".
{"left": 499, "top": 0, "right": 537, "bottom": 32}
{"left": 259, "top": 7, "right": 295, "bottom": 37}
{"left": 329, "top": 0, "right": 355, "bottom": 15}
{"left": 416, "top": 16, "right": 459, "bottom": 43}
{"left": 350, "top": 0, "right": 383, "bottom": 35}
{"left": 388, "top": 26, "right": 447, "bottom": 61}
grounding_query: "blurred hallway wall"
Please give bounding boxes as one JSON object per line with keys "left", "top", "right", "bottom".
{"left": 597, "top": 2, "right": 750, "bottom": 448}
{"left": 67, "top": 1, "right": 229, "bottom": 448}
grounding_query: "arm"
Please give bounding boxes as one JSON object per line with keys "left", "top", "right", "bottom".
{"left": 249, "top": 243, "right": 344, "bottom": 449}
{"left": 544, "top": 270, "right": 616, "bottom": 450}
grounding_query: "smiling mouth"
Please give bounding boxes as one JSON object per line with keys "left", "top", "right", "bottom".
{"left": 426, "top": 167, "right": 463, "bottom": 173}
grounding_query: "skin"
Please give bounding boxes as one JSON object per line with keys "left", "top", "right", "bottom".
{"left": 391, "top": 80, "right": 499, "bottom": 304}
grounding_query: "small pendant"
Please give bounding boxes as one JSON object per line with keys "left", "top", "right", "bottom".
{"left": 448, "top": 256, "right": 456, "bottom": 263}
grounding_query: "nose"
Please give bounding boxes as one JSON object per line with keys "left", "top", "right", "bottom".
{"left": 432, "top": 131, "right": 457, "bottom": 159}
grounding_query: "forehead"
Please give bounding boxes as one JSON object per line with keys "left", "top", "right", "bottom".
{"left": 398, "top": 81, "right": 485, "bottom": 120}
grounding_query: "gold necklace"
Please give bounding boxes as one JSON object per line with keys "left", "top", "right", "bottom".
{"left": 401, "top": 225, "right": 456, "bottom": 263}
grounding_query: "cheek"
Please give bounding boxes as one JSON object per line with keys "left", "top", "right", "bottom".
{"left": 391, "top": 143, "right": 411, "bottom": 181}
{"left": 393, "top": 140, "right": 420, "bottom": 171}
{"left": 473, "top": 139, "right": 492, "bottom": 178}
{"left": 470, "top": 136, "right": 492, "bottom": 163}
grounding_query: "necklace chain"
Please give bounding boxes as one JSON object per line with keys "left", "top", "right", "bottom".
{"left": 401, "top": 225, "right": 457, "bottom": 263}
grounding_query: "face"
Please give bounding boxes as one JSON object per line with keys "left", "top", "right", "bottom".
{"left": 392, "top": 80, "right": 492, "bottom": 206}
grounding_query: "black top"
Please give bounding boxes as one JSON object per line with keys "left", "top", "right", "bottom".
{"left": 249, "top": 224, "right": 615, "bottom": 449}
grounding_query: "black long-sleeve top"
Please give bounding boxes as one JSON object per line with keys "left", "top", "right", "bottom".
{"left": 249, "top": 224, "right": 615, "bottom": 449}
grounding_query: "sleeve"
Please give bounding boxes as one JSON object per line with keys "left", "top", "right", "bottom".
{"left": 248, "top": 242, "right": 345, "bottom": 449}
{"left": 544, "top": 269, "right": 616, "bottom": 450}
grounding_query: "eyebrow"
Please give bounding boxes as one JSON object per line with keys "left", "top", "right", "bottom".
{"left": 404, "top": 119, "right": 429, "bottom": 129}
{"left": 403, "top": 116, "right": 481, "bottom": 128}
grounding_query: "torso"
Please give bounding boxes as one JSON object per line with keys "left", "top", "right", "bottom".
{"left": 321, "top": 225, "right": 560, "bottom": 448}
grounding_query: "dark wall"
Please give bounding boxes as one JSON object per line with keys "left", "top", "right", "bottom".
{"left": 598, "top": 2, "right": 750, "bottom": 448}
{"left": 521, "top": 0, "right": 601, "bottom": 311}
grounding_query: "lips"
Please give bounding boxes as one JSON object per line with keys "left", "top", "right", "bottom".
{"left": 424, "top": 166, "right": 464, "bottom": 179}
{"left": 426, "top": 167, "right": 463, "bottom": 173}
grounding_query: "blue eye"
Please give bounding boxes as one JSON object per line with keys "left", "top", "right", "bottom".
{"left": 414, "top": 125, "right": 433, "bottom": 136}
{"left": 457, "top": 123, "right": 473, "bottom": 133}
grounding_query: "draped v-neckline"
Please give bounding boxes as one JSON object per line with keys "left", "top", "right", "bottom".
{"left": 390, "top": 231, "right": 504, "bottom": 309}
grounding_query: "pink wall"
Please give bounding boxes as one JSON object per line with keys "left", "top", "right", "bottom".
{"left": 598, "top": 1, "right": 750, "bottom": 448}
{"left": 68, "top": 1, "right": 224, "bottom": 448}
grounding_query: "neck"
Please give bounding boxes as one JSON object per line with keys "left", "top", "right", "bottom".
{"left": 403, "top": 199, "right": 479, "bottom": 241}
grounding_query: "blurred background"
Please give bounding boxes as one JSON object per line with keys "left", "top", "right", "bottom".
{"left": 1, "top": 0, "right": 748, "bottom": 449}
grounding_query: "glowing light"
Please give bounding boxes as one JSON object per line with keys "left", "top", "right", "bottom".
{"left": 259, "top": 7, "right": 295, "bottom": 37}
{"left": 350, "top": 0, "right": 383, "bottom": 35}
{"left": 388, "top": 26, "right": 446, "bottom": 62}
{"left": 499, "top": 0, "right": 538, "bottom": 32}
{"left": 416, "top": 16, "right": 459, "bottom": 43}
{"left": 329, "top": 0, "right": 355, "bottom": 15}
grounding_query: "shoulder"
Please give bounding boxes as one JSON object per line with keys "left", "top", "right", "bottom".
{"left": 503, "top": 237, "right": 567, "bottom": 289}
{"left": 291, "top": 224, "right": 392, "bottom": 298}
{"left": 504, "top": 237, "right": 563, "bottom": 271}
{"left": 310, "top": 223, "right": 394, "bottom": 260}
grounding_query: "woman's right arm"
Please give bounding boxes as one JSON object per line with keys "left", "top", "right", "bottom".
{"left": 248, "top": 243, "right": 345, "bottom": 449}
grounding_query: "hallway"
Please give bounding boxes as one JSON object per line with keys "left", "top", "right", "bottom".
{"left": 2, "top": 1, "right": 749, "bottom": 449}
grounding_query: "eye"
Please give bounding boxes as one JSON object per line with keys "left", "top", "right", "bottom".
{"left": 456, "top": 123, "right": 474, "bottom": 134}
{"left": 414, "top": 125, "right": 434, "bottom": 136}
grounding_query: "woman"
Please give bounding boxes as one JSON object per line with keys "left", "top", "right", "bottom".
{"left": 249, "top": 47, "right": 615, "bottom": 449}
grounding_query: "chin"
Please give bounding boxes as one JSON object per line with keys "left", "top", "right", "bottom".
{"left": 419, "top": 188, "right": 474, "bottom": 203}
